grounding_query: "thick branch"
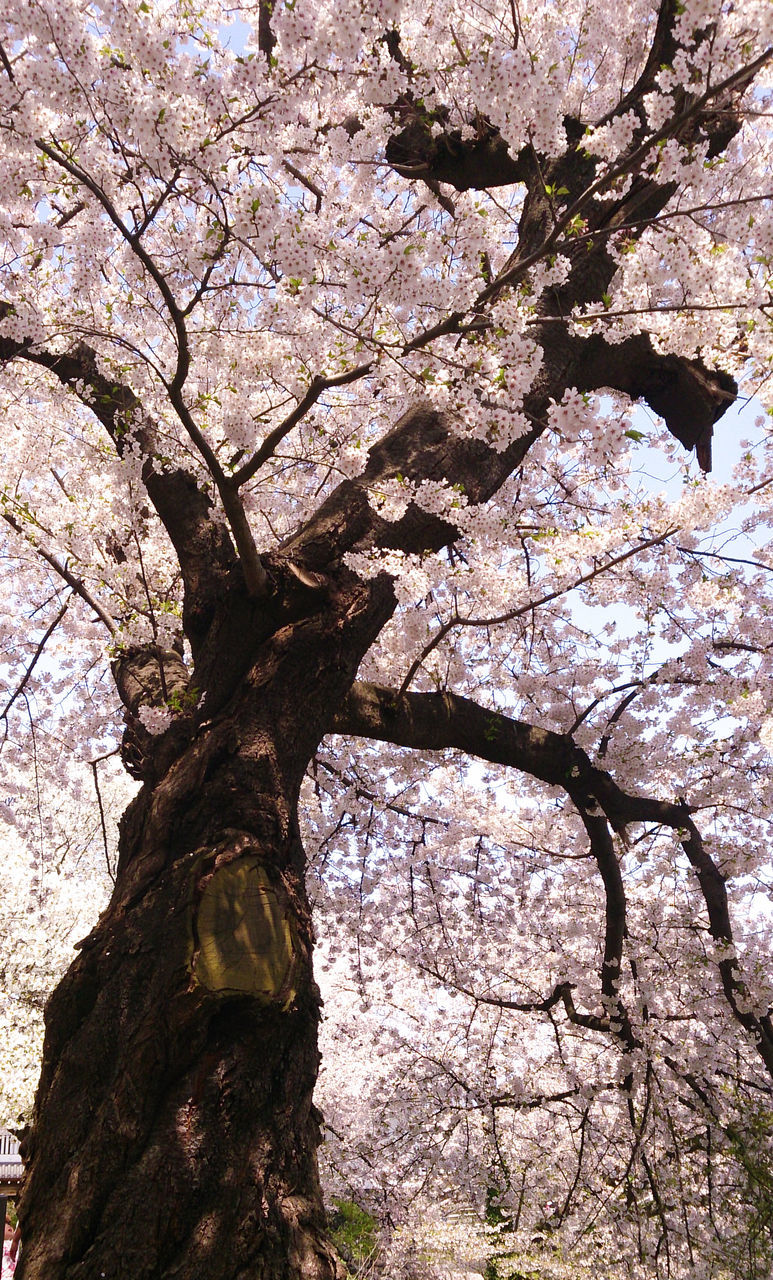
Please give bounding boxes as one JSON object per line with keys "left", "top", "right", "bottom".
{"left": 282, "top": 315, "right": 733, "bottom": 588}
{"left": 333, "top": 680, "right": 773, "bottom": 1076}
{"left": 281, "top": 401, "right": 540, "bottom": 569}
{"left": 597, "top": 0, "right": 680, "bottom": 130}
{"left": 0, "top": 328, "right": 237, "bottom": 650}
{"left": 385, "top": 3, "right": 760, "bottom": 198}
{"left": 385, "top": 111, "right": 531, "bottom": 191}
{"left": 378, "top": 18, "right": 758, "bottom": 474}
{"left": 570, "top": 331, "right": 737, "bottom": 471}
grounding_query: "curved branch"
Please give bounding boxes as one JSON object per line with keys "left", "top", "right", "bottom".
{"left": 383, "top": 1, "right": 681, "bottom": 195}
{"left": 570, "top": 332, "right": 736, "bottom": 471}
{"left": 35, "top": 140, "right": 192, "bottom": 393}
{"left": 421, "top": 968, "right": 612, "bottom": 1032}
{"left": 0, "top": 330, "right": 239, "bottom": 646}
{"left": 333, "top": 679, "right": 773, "bottom": 1077}
{"left": 594, "top": 0, "right": 680, "bottom": 131}
{"left": 30, "top": 144, "right": 268, "bottom": 594}
{"left": 233, "top": 362, "right": 374, "bottom": 487}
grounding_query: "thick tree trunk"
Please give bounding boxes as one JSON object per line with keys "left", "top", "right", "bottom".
{"left": 14, "top": 573, "right": 392, "bottom": 1280}
{"left": 18, "top": 794, "right": 338, "bottom": 1277}
{"left": 19, "top": 839, "right": 335, "bottom": 1280}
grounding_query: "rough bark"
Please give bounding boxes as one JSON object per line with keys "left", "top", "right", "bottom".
{"left": 19, "top": 566, "right": 394, "bottom": 1280}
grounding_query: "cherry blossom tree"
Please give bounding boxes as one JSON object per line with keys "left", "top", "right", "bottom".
{"left": 1, "top": 0, "right": 773, "bottom": 1275}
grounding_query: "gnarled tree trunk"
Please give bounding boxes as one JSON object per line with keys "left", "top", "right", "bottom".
{"left": 16, "top": 565, "right": 393, "bottom": 1280}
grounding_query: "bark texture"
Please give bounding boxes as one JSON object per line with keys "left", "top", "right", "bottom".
{"left": 19, "top": 560, "right": 395, "bottom": 1280}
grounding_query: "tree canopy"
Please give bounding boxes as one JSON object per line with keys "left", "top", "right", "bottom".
{"left": 1, "top": 0, "right": 773, "bottom": 1276}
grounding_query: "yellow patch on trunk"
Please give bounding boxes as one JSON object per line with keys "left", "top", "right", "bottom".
{"left": 193, "top": 857, "right": 298, "bottom": 1005}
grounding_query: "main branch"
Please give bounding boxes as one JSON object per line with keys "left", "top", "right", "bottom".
{"left": 333, "top": 681, "right": 773, "bottom": 1077}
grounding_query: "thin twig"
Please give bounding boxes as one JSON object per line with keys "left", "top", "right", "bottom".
{"left": 2, "top": 511, "right": 117, "bottom": 633}
{"left": 0, "top": 597, "right": 70, "bottom": 722}
{"left": 90, "top": 760, "right": 116, "bottom": 884}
